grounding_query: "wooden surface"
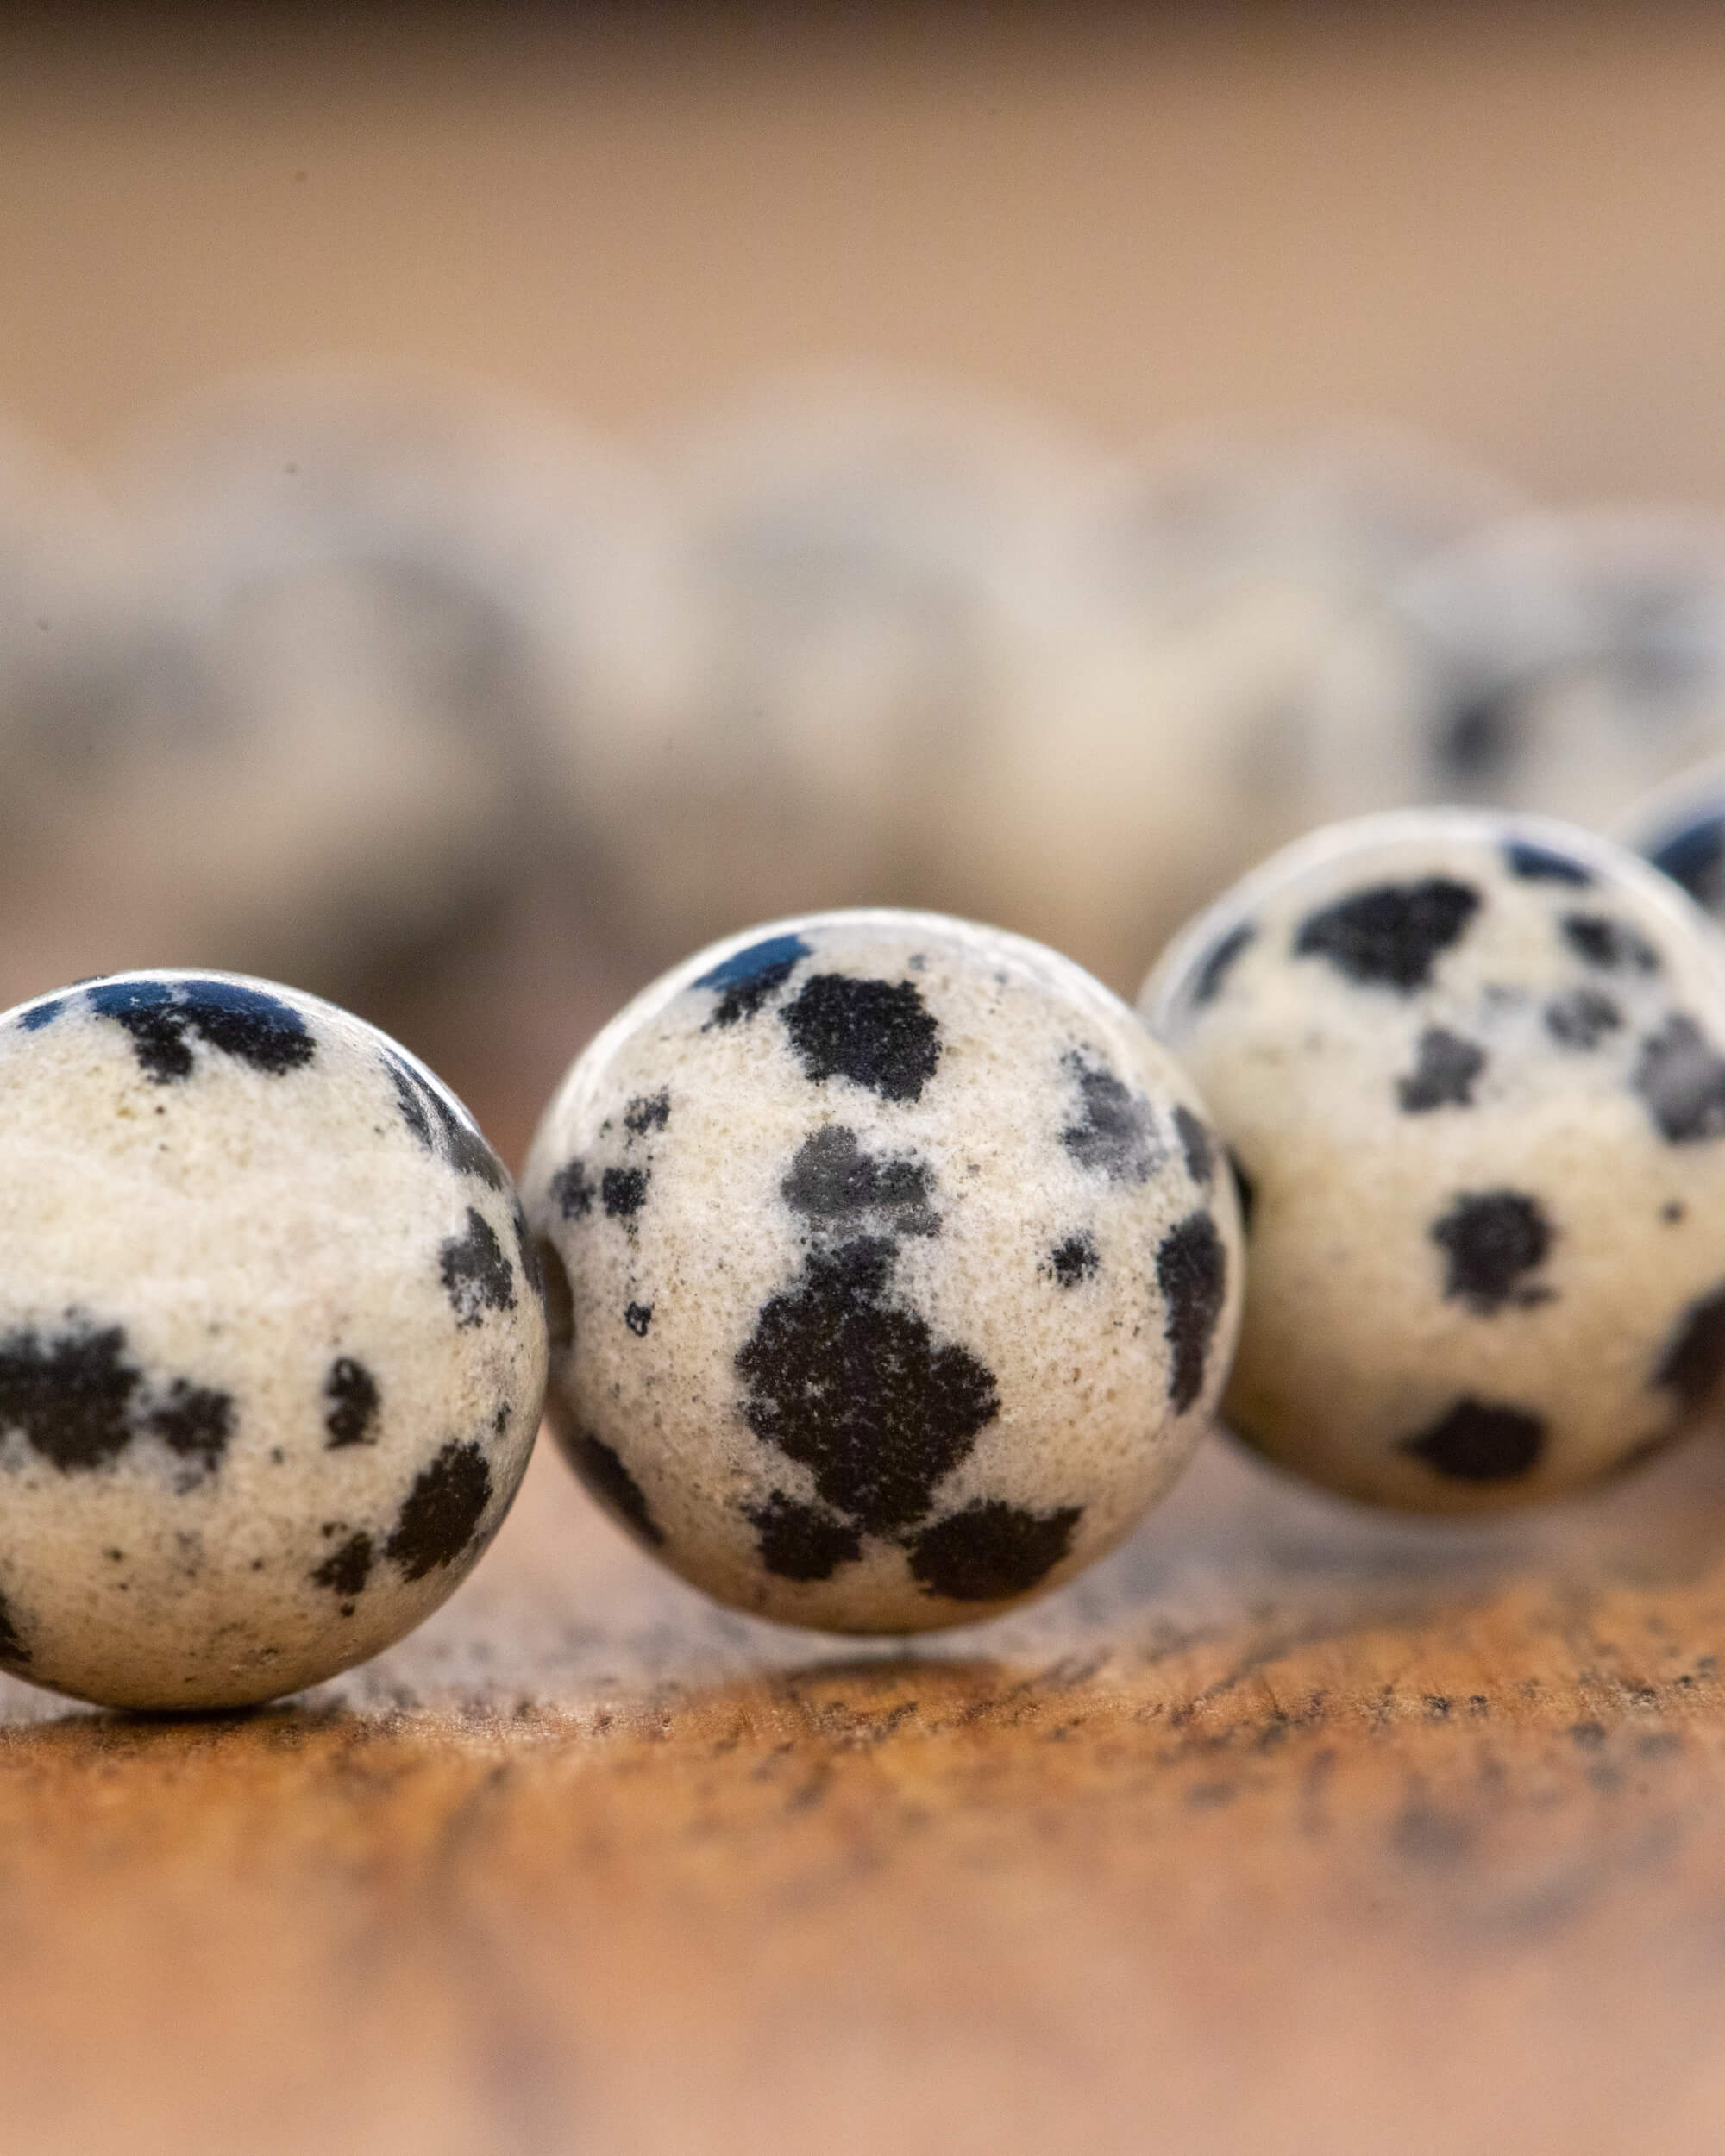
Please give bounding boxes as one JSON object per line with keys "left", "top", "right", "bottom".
{"left": 7, "top": 1408, "right": 1725, "bottom": 2154}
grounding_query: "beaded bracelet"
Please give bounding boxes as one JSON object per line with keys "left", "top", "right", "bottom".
{"left": 3, "top": 799, "right": 1722, "bottom": 1711}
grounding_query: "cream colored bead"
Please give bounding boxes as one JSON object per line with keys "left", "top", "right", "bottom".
{"left": 0, "top": 970, "right": 546, "bottom": 1708}
{"left": 525, "top": 910, "right": 1241, "bottom": 1633}
{"left": 1145, "top": 809, "right": 1725, "bottom": 1511}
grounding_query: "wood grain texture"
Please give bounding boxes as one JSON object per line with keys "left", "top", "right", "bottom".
{"left": 5, "top": 1414, "right": 1725, "bottom": 2155}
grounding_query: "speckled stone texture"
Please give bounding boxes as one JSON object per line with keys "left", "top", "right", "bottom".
{"left": 0, "top": 970, "right": 547, "bottom": 1708}
{"left": 1145, "top": 808, "right": 1725, "bottom": 1512}
{"left": 524, "top": 910, "right": 1242, "bottom": 1632}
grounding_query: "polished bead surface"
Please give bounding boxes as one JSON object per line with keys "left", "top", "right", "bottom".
{"left": 525, "top": 910, "right": 1241, "bottom": 1632}
{"left": 1145, "top": 808, "right": 1725, "bottom": 1510}
{"left": 0, "top": 970, "right": 547, "bottom": 1708}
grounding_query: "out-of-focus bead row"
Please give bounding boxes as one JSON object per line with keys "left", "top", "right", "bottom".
{"left": 5, "top": 365, "right": 1725, "bottom": 1022}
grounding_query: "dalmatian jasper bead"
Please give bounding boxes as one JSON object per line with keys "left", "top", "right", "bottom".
{"left": 0, "top": 971, "right": 547, "bottom": 1708}
{"left": 1144, "top": 808, "right": 1725, "bottom": 1511}
{"left": 523, "top": 910, "right": 1242, "bottom": 1632}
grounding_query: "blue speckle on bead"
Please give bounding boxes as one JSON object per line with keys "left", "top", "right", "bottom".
{"left": 696, "top": 934, "right": 812, "bottom": 1028}
{"left": 85, "top": 976, "right": 315, "bottom": 1083}
{"left": 1650, "top": 812, "right": 1725, "bottom": 911}
{"left": 697, "top": 933, "right": 812, "bottom": 994}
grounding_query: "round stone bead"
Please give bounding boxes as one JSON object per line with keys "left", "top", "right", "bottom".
{"left": 0, "top": 971, "right": 547, "bottom": 1709}
{"left": 523, "top": 910, "right": 1242, "bottom": 1633}
{"left": 1144, "top": 808, "right": 1725, "bottom": 1512}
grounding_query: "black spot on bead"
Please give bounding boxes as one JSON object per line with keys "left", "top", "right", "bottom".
{"left": 1189, "top": 921, "right": 1256, "bottom": 1006}
{"left": 572, "top": 1433, "right": 665, "bottom": 1548}
{"left": 0, "top": 1318, "right": 234, "bottom": 1477}
{"left": 1634, "top": 1012, "right": 1725, "bottom": 1144}
{"left": 439, "top": 1207, "right": 517, "bottom": 1326}
{"left": 698, "top": 932, "right": 812, "bottom": 1028}
{"left": 624, "top": 1089, "right": 670, "bottom": 1137}
{"left": 747, "top": 1490, "right": 862, "bottom": 1581}
{"left": 1397, "top": 1027, "right": 1486, "bottom": 1112}
{"left": 386, "top": 1054, "right": 433, "bottom": 1149}
{"left": 781, "top": 974, "right": 942, "bottom": 1103}
{"left": 1228, "top": 1151, "right": 1256, "bottom": 1236}
{"left": 323, "top": 1357, "right": 380, "bottom": 1448}
{"left": 601, "top": 1166, "right": 649, "bottom": 1221}
{"left": 1173, "top": 1104, "right": 1215, "bottom": 1187}
{"left": 1653, "top": 1285, "right": 1725, "bottom": 1412}
{"left": 0, "top": 1321, "right": 138, "bottom": 1470}
{"left": 384, "top": 1439, "right": 492, "bottom": 1579}
{"left": 781, "top": 1125, "right": 938, "bottom": 1238}
{"left": 1434, "top": 686, "right": 1520, "bottom": 781}
{"left": 537, "top": 1239, "right": 574, "bottom": 1356}
{"left": 1561, "top": 913, "right": 1662, "bottom": 974}
{"left": 624, "top": 1301, "right": 654, "bottom": 1337}
{"left": 86, "top": 976, "right": 315, "bottom": 1083}
{"left": 1650, "top": 813, "right": 1725, "bottom": 912}
{"left": 145, "top": 1380, "right": 234, "bottom": 1474}
{"left": 1504, "top": 840, "right": 1594, "bottom": 887}
{"left": 172, "top": 981, "right": 316, "bottom": 1075}
{"left": 550, "top": 1158, "right": 595, "bottom": 1219}
{"left": 382, "top": 1050, "right": 507, "bottom": 1189}
{"left": 1046, "top": 1234, "right": 1099, "bottom": 1288}
{"left": 1545, "top": 987, "right": 1624, "bottom": 1050}
{"left": 906, "top": 1501, "right": 1082, "bottom": 1601}
{"left": 1295, "top": 879, "right": 1482, "bottom": 994}
{"left": 310, "top": 1531, "right": 373, "bottom": 1601}
{"left": 510, "top": 1200, "right": 542, "bottom": 1301}
{"left": 1401, "top": 1397, "right": 1546, "bottom": 1482}
{"left": 0, "top": 1588, "right": 29, "bottom": 1668}
{"left": 1431, "top": 1190, "right": 1554, "bottom": 1313}
{"left": 439, "top": 1102, "right": 505, "bottom": 1189}
{"left": 736, "top": 1238, "right": 1000, "bottom": 1537}
{"left": 17, "top": 999, "right": 61, "bottom": 1032}
{"left": 1062, "top": 1051, "right": 1159, "bottom": 1184}
{"left": 85, "top": 983, "right": 191, "bottom": 1081}
{"left": 1157, "top": 1212, "right": 1228, "bottom": 1413}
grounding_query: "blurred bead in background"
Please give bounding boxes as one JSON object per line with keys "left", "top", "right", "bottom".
{"left": 935, "top": 421, "right": 1521, "bottom": 987}
{"left": 1294, "top": 507, "right": 1725, "bottom": 838}
{"left": 576, "top": 374, "right": 1104, "bottom": 962}
{"left": 4, "top": 363, "right": 1725, "bottom": 1156}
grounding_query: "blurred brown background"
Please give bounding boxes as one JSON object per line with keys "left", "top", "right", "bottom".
{"left": 4, "top": 2, "right": 1724, "bottom": 498}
